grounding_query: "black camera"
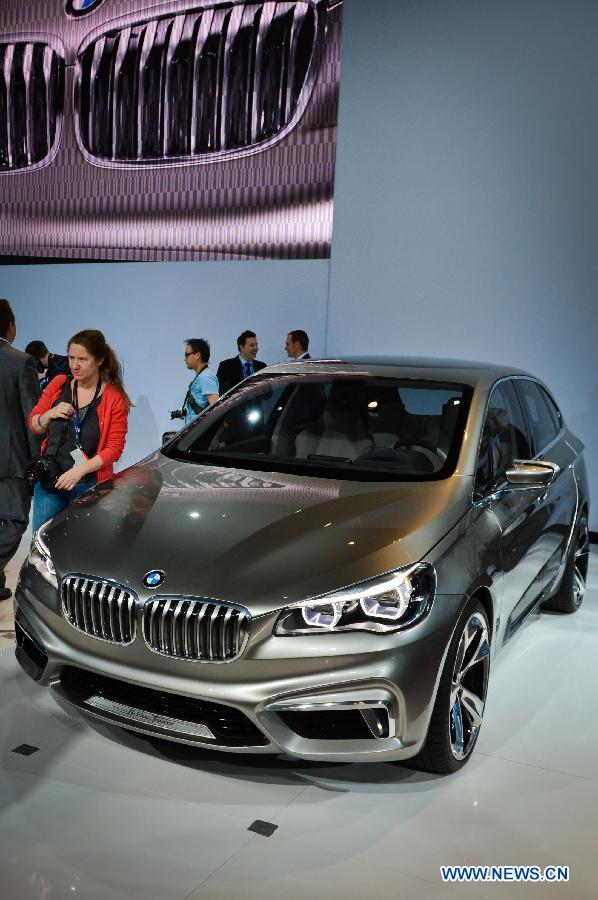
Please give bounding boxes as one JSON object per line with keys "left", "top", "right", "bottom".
{"left": 170, "top": 409, "right": 185, "bottom": 420}
{"left": 25, "top": 455, "right": 62, "bottom": 492}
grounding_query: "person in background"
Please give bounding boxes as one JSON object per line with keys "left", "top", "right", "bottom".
{"left": 285, "top": 329, "right": 311, "bottom": 360}
{"left": 28, "top": 329, "right": 131, "bottom": 535}
{"left": 175, "top": 338, "right": 219, "bottom": 426}
{"left": 24, "top": 340, "right": 70, "bottom": 388}
{"left": 216, "top": 330, "right": 267, "bottom": 394}
{"left": 0, "top": 300, "right": 41, "bottom": 601}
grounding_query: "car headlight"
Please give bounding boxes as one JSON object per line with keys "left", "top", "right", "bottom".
{"left": 274, "top": 563, "right": 435, "bottom": 635}
{"left": 28, "top": 524, "right": 58, "bottom": 589}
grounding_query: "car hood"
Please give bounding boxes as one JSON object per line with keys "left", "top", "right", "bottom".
{"left": 43, "top": 452, "right": 472, "bottom": 615}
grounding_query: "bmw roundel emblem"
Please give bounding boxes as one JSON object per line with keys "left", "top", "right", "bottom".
{"left": 143, "top": 569, "right": 165, "bottom": 589}
{"left": 65, "top": 0, "right": 105, "bottom": 17}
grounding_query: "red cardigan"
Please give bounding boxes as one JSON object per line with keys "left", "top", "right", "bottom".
{"left": 29, "top": 375, "right": 129, "bottom": 483}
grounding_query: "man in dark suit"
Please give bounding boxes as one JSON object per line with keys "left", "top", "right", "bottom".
{"left": 217, "top": 330, "right": 267, "bottom": 395}
{"left": 285, "top": 329, "right": 311, "bottom": 360}
{"left": 24, "top": 339, "right": 70, "bottom": 388}
{"left": 0, "top": 300, "right": 41, "bottom": 600}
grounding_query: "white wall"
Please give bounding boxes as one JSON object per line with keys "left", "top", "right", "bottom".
{"left": 328, "top": 0, "right": 598, "bottom": 528}
{"left": 3, "top": 260, "right": 329, "bottom": 470}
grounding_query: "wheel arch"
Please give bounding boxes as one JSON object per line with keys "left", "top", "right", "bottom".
{"left": 467, "top": 585, "right": 495, "bottom": 642}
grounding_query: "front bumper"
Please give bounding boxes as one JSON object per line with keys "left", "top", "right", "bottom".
{"left": 14, "top": 563, "right": 464, "bottom": 763}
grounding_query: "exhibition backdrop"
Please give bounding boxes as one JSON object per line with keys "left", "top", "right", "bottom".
{"left": 2, "top": 0, "right": 597, "bottom": 529}
{"left": 0, "top": 0, "right": 343, "bottom": 260}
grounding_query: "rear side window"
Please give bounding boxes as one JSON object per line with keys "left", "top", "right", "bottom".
{"left": 514, "top": 380, "right": 558, "bottom": 454}
{"left": 538, "top": 386, "right": 563, "bottom": 434}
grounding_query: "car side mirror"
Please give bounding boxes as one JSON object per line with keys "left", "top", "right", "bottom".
{"left": 505, "top": 459, "right": 559, "bottom": 486}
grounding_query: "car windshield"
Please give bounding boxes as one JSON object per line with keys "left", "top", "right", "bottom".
{"left": 165, "top": 374, "right": 472, "bottom": 481}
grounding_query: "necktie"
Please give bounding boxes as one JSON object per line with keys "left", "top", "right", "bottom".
{"left": 244, "top": 362, "right": 251, "bottom": 378}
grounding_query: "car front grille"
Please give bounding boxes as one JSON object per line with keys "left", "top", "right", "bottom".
{"left": 75, "top": 0, "right": 322, "bottom": 166}
{"left": 61, "top": 575, "right": 138, "bottom": 645}
{"left": 143, "top": 596, "right": 251, "bottom": 662}
{"left": 0, "top": 38, "right": 64, "bottom": 171}
{"left": 60, "top": 666, "right": 269, "bottom": 746}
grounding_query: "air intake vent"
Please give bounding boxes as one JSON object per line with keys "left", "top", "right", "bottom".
{"left": 61, "top": 576, "right": 138, "bottom": 645}
{"left": 143, "top": 596, "right": 250, "bottom": 662}
{"left": 60, "top": 666, "right": 269, "bottom": 746}
{"left": 75, "top": 1, "right": 322, "bottom": 166}
{"left": 0, "top": 38, "right": 64, "bottom": 171}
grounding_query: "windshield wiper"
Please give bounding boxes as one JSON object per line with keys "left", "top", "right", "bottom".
{"left": 306, "top": 454, "right": 353, "bottom": 464}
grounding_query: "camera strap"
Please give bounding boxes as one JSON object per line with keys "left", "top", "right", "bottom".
{"left": 48, "top": 383, "right": 72, "bottom": 459}
{"left": 72, "top": 377, "right": 102, "bottom": 450}
{"left": 183, "top": 366, "right": 207, "bottom": 417}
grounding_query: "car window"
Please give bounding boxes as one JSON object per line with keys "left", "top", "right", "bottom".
{"left": 168, "top": 375, "right": 472, "bottom": 482}
{"left": 475, "top": 381, "right": 532, "bottom": 494}
{"left": 399, "top": 387, "right": 460, "bottom": 415}
{"left": 514, "top": 379, "right": 559, "bottom": 454}
{"left": 538, "top": 385, "right": 563, "bottom": 434}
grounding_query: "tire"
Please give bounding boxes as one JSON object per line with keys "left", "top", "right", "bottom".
{"left": 413, "top": 598, "right": 491, "bottom": 775}
{"left": 543, "top": 514, "right": 590, "bottom": 614}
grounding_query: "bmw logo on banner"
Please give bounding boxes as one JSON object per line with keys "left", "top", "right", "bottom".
{"left": 66, "top": 0, "right": 105, "bottom": 17}
{"left": 143, "top": 570, "right": 166, "bottom": 590}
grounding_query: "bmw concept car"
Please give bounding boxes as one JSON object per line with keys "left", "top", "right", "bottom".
{"left": 15, "top": 358, "right": 590, "bottom": 773}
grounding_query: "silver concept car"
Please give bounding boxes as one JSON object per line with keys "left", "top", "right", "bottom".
{"left": 15, "top": 358, "right": 590, "bottom": 773}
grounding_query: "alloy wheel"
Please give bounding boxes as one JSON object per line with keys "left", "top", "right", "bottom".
{"left": 573, "top": 518, "right": 590, "bottom": 606}
{"left": 449, "top": 611, "right": 490, "bottom": 761}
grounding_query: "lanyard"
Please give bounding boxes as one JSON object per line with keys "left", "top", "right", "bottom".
{"left": 72, "top": 377, "right": 102, "bottom": 449}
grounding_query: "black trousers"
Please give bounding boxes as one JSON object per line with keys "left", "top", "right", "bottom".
{"left": 0, "top": 477, "right": 31, "bottom": 586}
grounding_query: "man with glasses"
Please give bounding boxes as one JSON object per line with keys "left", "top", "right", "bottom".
{"left": 171, "top": 338, "right": 219, "bottom": 427}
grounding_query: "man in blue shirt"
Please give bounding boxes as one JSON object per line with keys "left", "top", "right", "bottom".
{"left": 181, "top": 338, "right": 219, "bottom": 426}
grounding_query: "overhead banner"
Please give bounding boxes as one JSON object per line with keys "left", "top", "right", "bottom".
{"left": 0, "top": 0, "right": 343, "bottom": 260}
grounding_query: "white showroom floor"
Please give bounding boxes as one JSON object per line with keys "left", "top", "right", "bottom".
{"left": 0, "top": 539, "right": 597, "bottom": 900}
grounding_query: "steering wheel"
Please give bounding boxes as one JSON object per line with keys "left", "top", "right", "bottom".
{"left": 393, "top": 440, "right": 448, "bottom": 464}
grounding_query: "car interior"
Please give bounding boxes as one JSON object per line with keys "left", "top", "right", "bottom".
{"left": 180, "top": 378, "right": 469, "bottom": 476}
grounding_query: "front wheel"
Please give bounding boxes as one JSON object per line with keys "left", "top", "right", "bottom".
{"left": 413, "top": 599, "right": 491, "bottom": 774}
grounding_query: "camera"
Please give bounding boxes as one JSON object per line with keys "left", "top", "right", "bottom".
{"left": 25, "top": 456, "right": 62, "bottom": 492}
{"left": 169, "top": 409, "right": 185, "bottom": 420}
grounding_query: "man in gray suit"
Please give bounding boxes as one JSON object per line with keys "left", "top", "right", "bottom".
{"left": 0, "top": 300, "right": 41, "bottom": 601}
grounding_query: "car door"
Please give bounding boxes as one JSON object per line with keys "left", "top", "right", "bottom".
{"left": 513, "top": 378, "right": 578, "bottom": 593}
{"left": 474, "top": 380, "right": 548, "bottom": 638}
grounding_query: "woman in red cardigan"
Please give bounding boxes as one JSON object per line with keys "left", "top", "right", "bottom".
{"left": 29, "top": 329, "right": 131, "bottom": 534}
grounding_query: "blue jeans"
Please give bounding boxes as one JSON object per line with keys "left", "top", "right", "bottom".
{"left": 31, "top": 480, "right": 94, "bottom": 536}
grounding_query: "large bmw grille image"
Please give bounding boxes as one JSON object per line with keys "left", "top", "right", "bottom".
{"left": 76, "top": 2, "right": 321, "bottom": 165}
{"left": 0, "top": 37, "right": 64, "bottom": 171}
{"left": 0, "top": 0, "right": 343, "bottom": 260}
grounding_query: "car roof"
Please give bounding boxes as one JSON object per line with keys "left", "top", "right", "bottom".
{"left": 259, "top": 356, "right": 532, "bottom": 389}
